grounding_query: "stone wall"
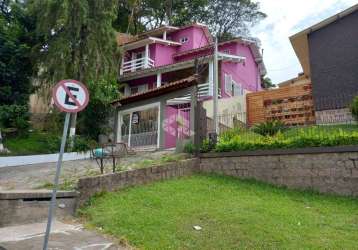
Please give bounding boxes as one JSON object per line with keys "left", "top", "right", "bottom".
{"left": 200, "top": 148, "right": 358, "bottom": 197}
{"left": 77, "top": 158, "right": 199, "bottom": 206}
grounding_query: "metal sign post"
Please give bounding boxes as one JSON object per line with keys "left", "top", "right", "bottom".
{"left": 43, "top": 79, "right": 89, "bottom": 250}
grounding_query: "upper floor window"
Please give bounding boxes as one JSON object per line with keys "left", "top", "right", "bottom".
{"left": 179, "top": 37, "right": 189, "bottom": 44}
{"left": 223, "top": 49, "right": 231, "bottom": 54}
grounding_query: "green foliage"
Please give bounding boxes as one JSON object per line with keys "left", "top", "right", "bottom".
{"left": 80, "top": 175, "right": 358, "bottom": 249}
{"left": 351, "top": 96, "right": 358, "bottom": 121}
{"left": 30, "top": 0, "right": 119, "bottom": 86}
{"left": 183, "top": 139, "right": 214, "bottom": 154}
{"left": 183, "top": 141, "right": 196, "bottom": 154}
{"left": 0, "top": 105, "right": 30, "bottom": 132}
{"left": 3, "top": 130, "right": 60, "bottom": 155}
{"left": 77, "top": 79, "right": 120, "bottom": 139}
{"left": 42, "top": 109, "right": 65, "bottom": 135}
{"left": 130, "top": 154, "right": 188, "bottom": 169}
{"left": 216, "top": 125, "right": 358, "bottom": 152}
{"left": 0, "top": 0, "right": 35, "bottom": 106}
{"left": 252, "top": 120, "right": 287, "bottom": 136}
{"left": 0, "top": 1, "right": 35, "bottom": 133}
{"left": 68, "top": 135, "right": 97, "bottom": 153}
{"left": 115, "top": 0, "right": 266, "bottom": 40}
{"left": 261, "top": 76, "right": 275, "bottom": 89}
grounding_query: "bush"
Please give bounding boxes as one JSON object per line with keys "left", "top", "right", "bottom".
{"left": 215, "top": 126, "right": 358, "bottom": 152}
{"left": 252, "top": 120, "right": 287, "bottom": 136}
{"left": 351, "top": 96, "right": 358, "bottom": 121}
{"left": 68, "top": 136, "right": 97, "bottom": 153}
{"left": 0, "top": 105, "right": 29, "bottom": 132}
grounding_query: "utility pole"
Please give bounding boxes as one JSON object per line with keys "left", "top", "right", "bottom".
{"left": 213, "top": 36, "right": 219, "bottom": 134}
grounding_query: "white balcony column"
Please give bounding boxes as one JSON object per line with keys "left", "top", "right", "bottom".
{"left": 144, "top": 44, "right": 149, "bottom": 68}
{"left": 208, "top": 60, "right": 214, "bottom": 96}
{"left": 128, "top": 112, "right": 133, "bottom": 147}
{"left": 116, "top": 111, "right": 123, "bottom": 143}
{"left": 156, "top": 72, "right": 162, "bottom": 88}
{"left": 120, "top": 56, "right": 124, "bottom": 75}
{"left": 163, "top": 31, "right": 167, "bottom": 40}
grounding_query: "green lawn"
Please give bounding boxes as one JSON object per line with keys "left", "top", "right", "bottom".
{"left": 80, "top": 175, "right": 358, "bottom": 249}
{"left": 3, "top": 131, "right": 60, "bottom": 155}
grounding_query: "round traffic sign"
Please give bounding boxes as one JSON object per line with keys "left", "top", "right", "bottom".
{"left": 52, "top": 79, "right": 89, "bottom": 113}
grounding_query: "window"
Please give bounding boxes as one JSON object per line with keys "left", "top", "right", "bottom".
{"left": 179, "top": 37, "right": 189, "bottom": 43}
{"left": 224, "top": 73, "right": 243, "bottom": 96}
{"left": 233, "top": 82, "right": 242, "bottom": 96}
{"left": 223, "top": 49, "right": 231, "bottom": 54}
{"left": 130, "top": 84, "right": 148, "bottom": 95}
{"left": 224, "top": 73, "right": 233, "bottom": 95}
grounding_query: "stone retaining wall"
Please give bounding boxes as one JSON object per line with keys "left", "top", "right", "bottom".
{"left": 77, "top": 158, "right": 199, "bottom": 206}
{"left": 200, "top": 149, "right": 358, "bottom": 197}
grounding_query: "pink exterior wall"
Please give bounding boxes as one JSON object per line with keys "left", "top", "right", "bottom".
{"left": 153, "top": 44, "right": 176, "bottom": 67}
{"left": 219, "top": 42, "right": 261, "bottom": 98}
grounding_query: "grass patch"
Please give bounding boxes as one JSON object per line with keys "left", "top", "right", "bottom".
{"left": 128, "top": 153, "right": 189, "bottom": 169}
{"left": 2, "top": 131, "right": 60, "bottom": 155}
{"left": 80, "top": 175, "right": 358, "bottom": 249}
{"left": 36, "top": 179, "right": 77, "bottom": 191}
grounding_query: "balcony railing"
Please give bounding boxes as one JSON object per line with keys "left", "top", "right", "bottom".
{"left": 167, "top": 82, "right": 221, "bottom": 104}
{"left": 120, "top": 57, "right": 155, "bottom": 75}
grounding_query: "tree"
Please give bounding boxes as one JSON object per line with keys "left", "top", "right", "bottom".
{"left": 261, "top": 76, "right": 275, "bottom": 89}
{"left": 0, "top": 0, "right": 35, "bottom": 144}
{"left": 30, "top": 0, "right": 120, "bottom": 140}
{"left": 196, "top": 0, "right": 266, "bottom": 40}
{"left": 114, "top": 0, "right": 266, "bottom": 40}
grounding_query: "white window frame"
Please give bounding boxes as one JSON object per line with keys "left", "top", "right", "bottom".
{"left": 224, "top": 73, "right": 233, "bottom": 96}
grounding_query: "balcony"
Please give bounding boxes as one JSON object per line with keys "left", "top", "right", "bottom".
{"left": 167, "top": 82, "right": 221, "bottom": 104}
{"left": 120, "top": 57, "right": 155, "bottom": 75}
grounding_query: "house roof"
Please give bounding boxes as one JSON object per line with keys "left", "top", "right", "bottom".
{"left": 138, "top": 25, "right": 179, "bottom": 38}
{"left": 121, "top": 37, "right": 182, "bottom": 50}
{"left": 290, "top": 4, "right": 358, "bottom": 76}
{"left": 219, "top": 37, "right": 267, "bottom": 76}
{"left": 117, "top": 23, "right": 213, "bottom": 48}
{"left": 111, "top": 76, "right": 199, "bottom": 106}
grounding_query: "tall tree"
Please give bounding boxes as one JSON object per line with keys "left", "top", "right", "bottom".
{"left": 196, "top": 0, "right": 266, "bottom": 40}
{"left": 116, "top": 0, "right": 266, "bottom": 40}
{"left": 30, "top": 0, "right": 120, "bottom": 139}
{"left": 0, "top": 0, "right": 35, "bottom": 150}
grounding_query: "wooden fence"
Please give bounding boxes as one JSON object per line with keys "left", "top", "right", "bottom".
{"left": 247, "top": 83, "right": 315, "bottom": 126}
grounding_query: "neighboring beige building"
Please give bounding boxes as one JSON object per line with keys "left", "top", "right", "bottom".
{"left": 277, "top": 73, "right": 310, "bottom": 88}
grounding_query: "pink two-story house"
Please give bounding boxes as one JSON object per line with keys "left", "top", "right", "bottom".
{"left": 112, "top": 23, "right": 266, "bottom": 150}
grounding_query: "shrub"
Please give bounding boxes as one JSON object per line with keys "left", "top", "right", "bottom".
{"left": 183, "top": 142, "right": 196, "bottom": 154}
{"left": 0, "top": 105, "right": 29, "bottom": 133}
{"left": 215, "top": 126, "right": 358, "bottom": 152}
{"left": 351, "top": 96, "right": 358, "bottom": 121}
{"left": 252, "top": 120, "right": 287, "bottom": 136}
{"left": 67, "top": 136, "right": 97, "bottom": 153}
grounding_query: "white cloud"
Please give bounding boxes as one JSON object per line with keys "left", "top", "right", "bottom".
{"left": 252, "top": 0, "right": 358, "bottom": 84}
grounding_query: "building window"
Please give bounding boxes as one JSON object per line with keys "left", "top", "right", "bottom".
{"left": 223, "top": 49, "right": 231, "bottom": 54}
{"left": 224, "top": 73, "right": 243, "bottom": 96}
{"left": 131, "top": 84, "right": 148, "bottom": 95}
{"left": 224, "top": 73, "right": 233, "bottom": 96}
{"left": 179, "top": 37, "right": 189, "bottom": 43}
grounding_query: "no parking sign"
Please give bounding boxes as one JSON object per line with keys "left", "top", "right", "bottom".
{"left": 52, "top": 79, "right": 89, "bottom": 113}
{"left": 43, "top": 79, "right": 89, "bottom": 250}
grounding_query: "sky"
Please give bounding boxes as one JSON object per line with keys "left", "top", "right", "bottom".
{"left": 252, "top": 0, "right": 358, "bottom": 84}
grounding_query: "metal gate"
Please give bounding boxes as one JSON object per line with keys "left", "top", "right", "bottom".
{"left": 121, "top": 107, "right": 158, "bottom": 148}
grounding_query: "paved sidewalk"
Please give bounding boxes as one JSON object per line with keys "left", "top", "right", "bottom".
{"left": 0, "top": 150, "right": 174, "bottom": 190}
{"left": 0, "top": 220, "right": 127, "bottom": 250}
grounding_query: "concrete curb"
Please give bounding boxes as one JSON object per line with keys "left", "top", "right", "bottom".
{"left": 0, "top": 151, "right": 91, "bottom": 168}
